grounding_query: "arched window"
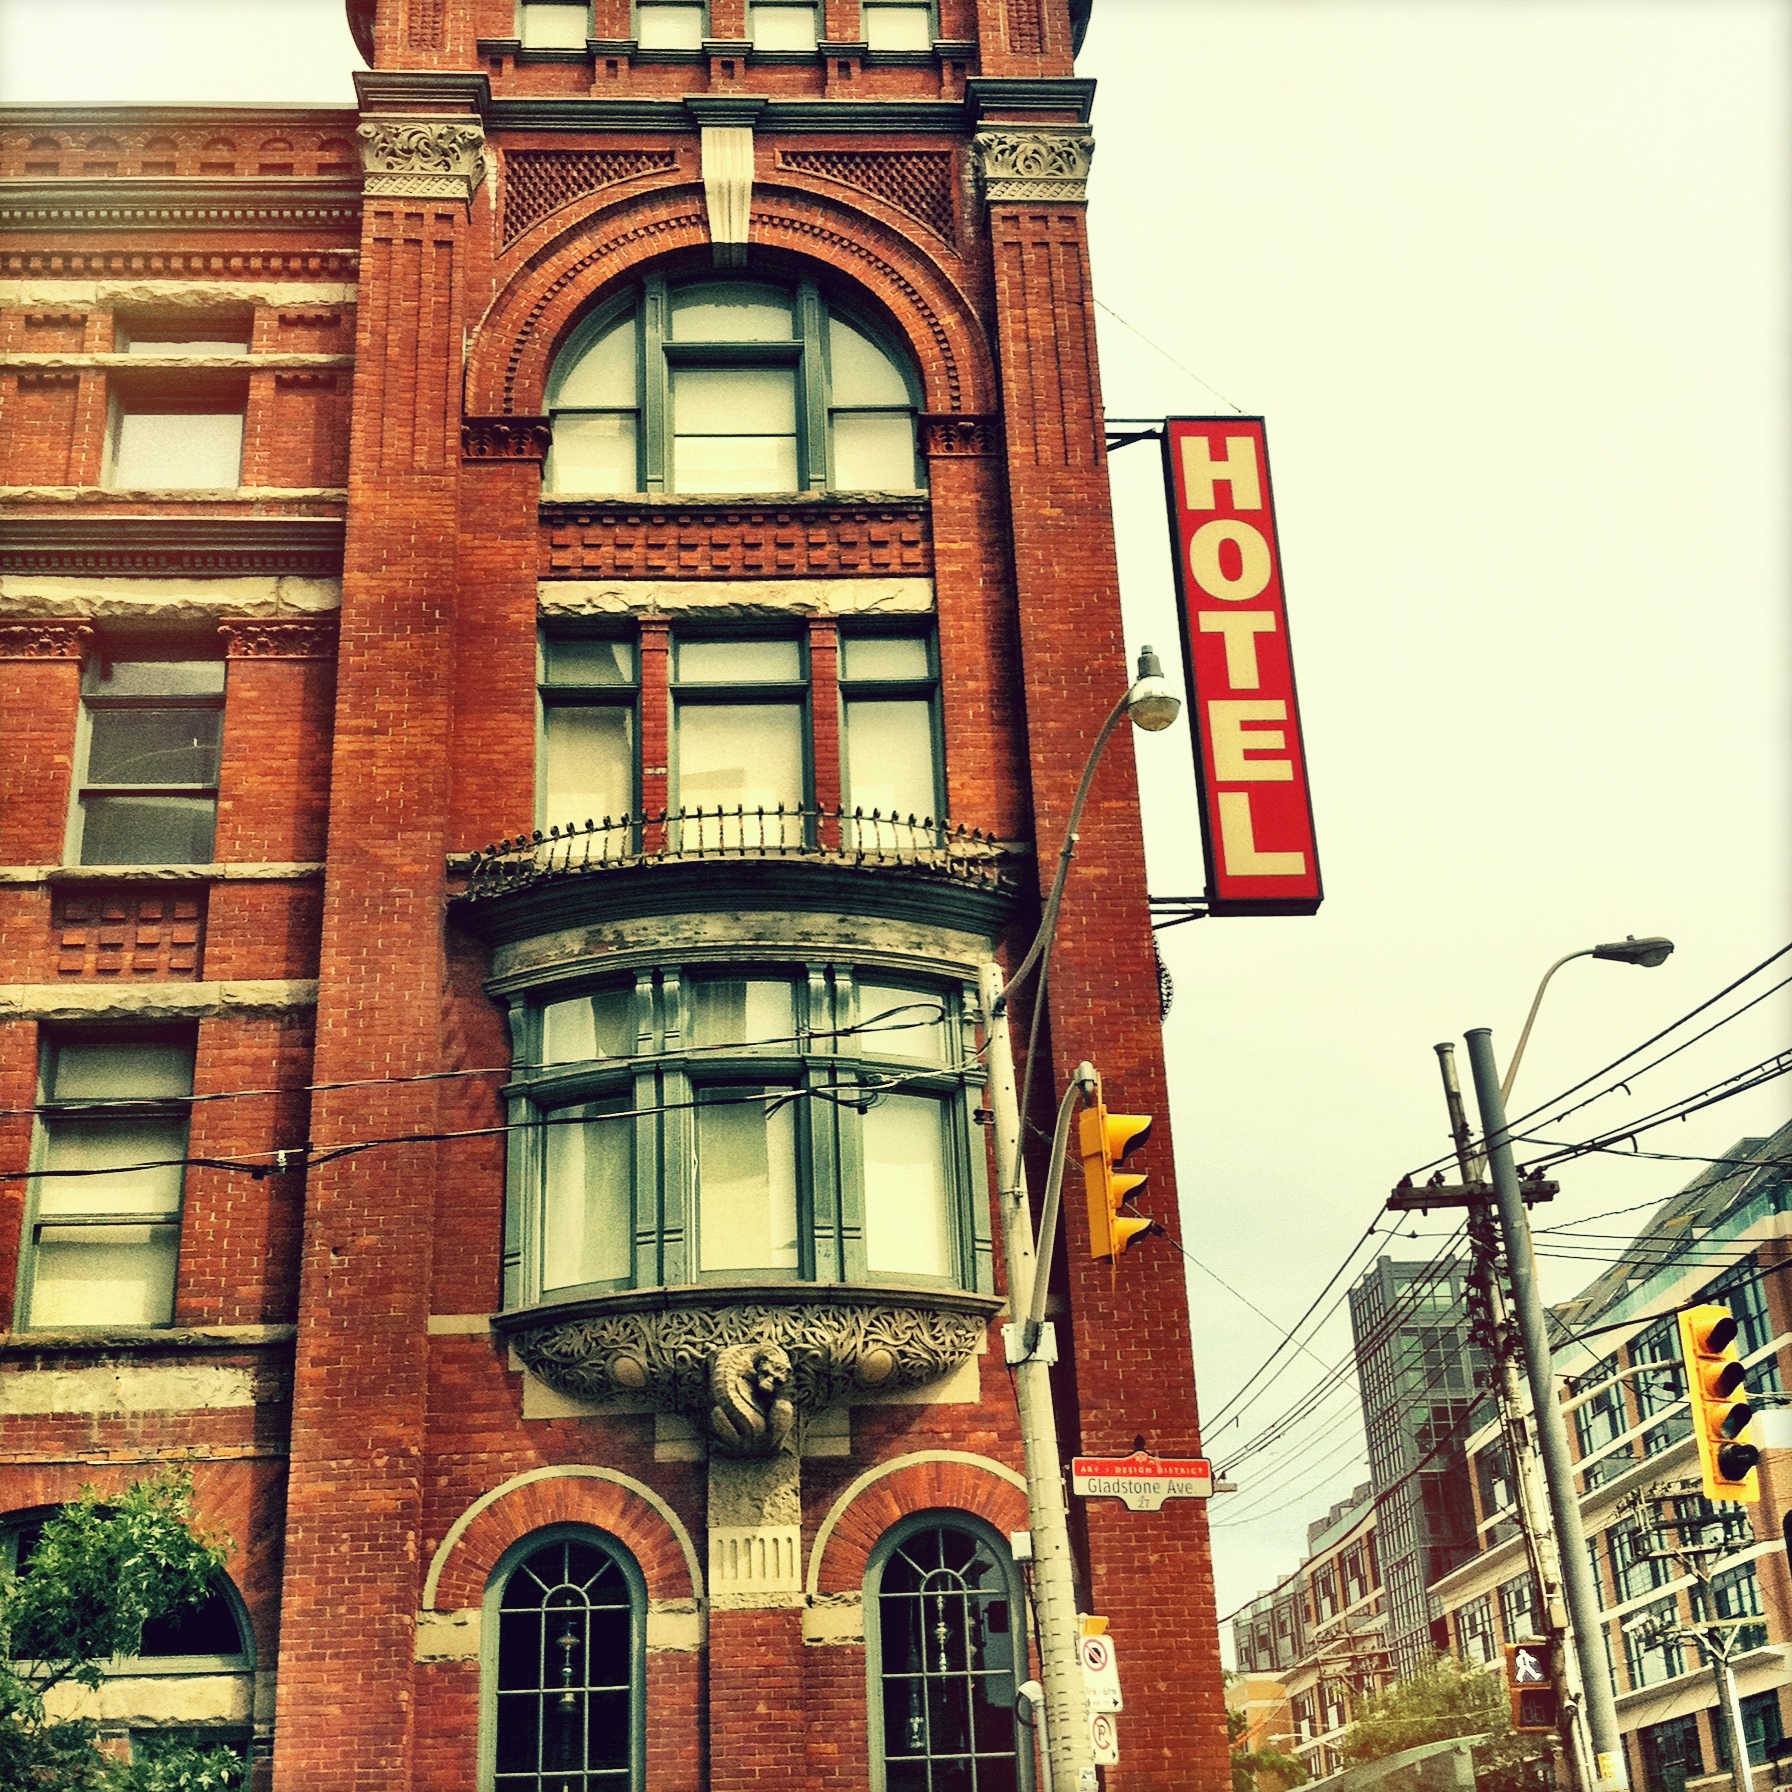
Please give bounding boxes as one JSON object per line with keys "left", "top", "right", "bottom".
{"left": 482, "top": 1527, "right": 645, "bottom": 1792}
{"left": 545, "top": 275, "right": 924, "bottom": 498}
{"left": 868, "top": 1516, "right": 1030, "bottom": 1792}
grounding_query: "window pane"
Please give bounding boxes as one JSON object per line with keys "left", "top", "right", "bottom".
{"left": 676, "top": 638, "right": 801, "bottom": 684}
{"left": 637, "top": 1, "right": 704, "bottom": 47}
{"left": 675, "top": 703, "right": 803, "bottom": 813}
{"left": 38, "top": 1117, "right": 186, "bottom": 1216}
{"left": 669, "top": 283, "right": 793, "bottom": 342}
{"left": 109, "top": 411, "right": 244, "bottom": 489}
{"left": 86, "top": 707, "right": 222, "bottom": 786}
{"left": 673, "top": 363, "right": 796, "bottom": 435}
{"left": 840, "top": 635, "right": 929, "bottom": 681}
{"left": 833, "top": 411, "right": 918, "bottom": 490}
{"left": 30, "top": 1224, "right": 179, "bottom": 1327}
{"left": 554, "top": 317, "right": 637, "bottom": 406}
{"left": 673, "top": 431, "right": 800, "bottom": 494}
{"left": 548, "top": 413, "right": 639, "bottom": 494}
{"left": 829, "top": 318, "right": 911, "bottom": 406}
{"left": 863, "top": 1097, "right": 951, "bottom": 1279}
{"left": 542, "top": 706, "right": 633, "bottom": 825}
{"left": 697, "top": 1094, "right": 798, "bottom": 1272}
{"left": 864, "top": 1, "right": 932, "bottom": 50}
{"left": 79, "top": 795, "right": 217, "bottom": 865}
{"left": 51, "top": 1039, "right": 193, "bottom": 1100}
{"left": 83, "top": 660, "right": 225, "bottom": 698}
{"left": 844, "top": 698, "right": 935, "bottom": 821}
{"left": 521, "top": 2, "right": 589, "bottom": 47}
{"left": 857, "top": 983, "right": 949, "bottom": 1064}
{"left": 689, "top": 980, "right": 795, "bottom": 1050}
{"left": 543, "top": 1098, "right": 633, "bottom": 1289}
{"left": 750, "top": 2, "right": 816, "bottom": 49}
{"left": 542, "top": 988, "right": 635, "bottom": 1064}
{"left": 543, "top": 639, "right": 635, "bottom": 686}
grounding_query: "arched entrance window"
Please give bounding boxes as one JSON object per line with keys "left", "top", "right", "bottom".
{"left": 868, "top": 1515, "right": 1031, "bottom": 1792}
{"left": 482, "top": 1527, "right": 645, "bottom": 1792}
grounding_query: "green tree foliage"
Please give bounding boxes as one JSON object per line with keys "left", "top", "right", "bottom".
{"left": 0, "top": 1468, "right": 245, "bottom": 1791}
{"left": 1340, "top": 1653, "right": 1552, "bottom": 1791}
{"left": 1229, "top": 1694, "right": 1310, "bottom": 1791}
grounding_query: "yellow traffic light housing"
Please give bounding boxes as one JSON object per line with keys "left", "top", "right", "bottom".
{"left": 1079, "top": 1100, "right": 1154, "bottom": 1261}
{"left": 1503, "top": 1642, "right": 1558, "bottom": 1733}
{"left": 1676, "top": 1302, "right": 1760, "bottom": 1503}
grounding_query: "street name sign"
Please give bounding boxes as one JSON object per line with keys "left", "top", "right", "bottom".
{"left": 1071, "top": 1450, "right": 1213, "bottom": 1512}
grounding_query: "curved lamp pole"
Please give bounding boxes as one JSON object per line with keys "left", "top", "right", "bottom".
{"left": 1466, "top": 932, "right": 1672, "bottom": 1792}
{"left": 980, "top": 644, "right": 1179, "bottom": 1792}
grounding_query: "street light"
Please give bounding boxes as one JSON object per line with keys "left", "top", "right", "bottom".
{"left": 979, "top": 644, "right": 1183, "bottom": 1792}
{"left": 1501, "top": 935, "right": 1675, "bottom": 1103}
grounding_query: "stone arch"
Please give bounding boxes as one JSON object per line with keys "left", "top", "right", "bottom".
{"left": 465, "top": 179, "right": 995, "bottom": 422}
{"left": 424, "top": 1466, "right": 703, "bottom": 1612}
{"left": 807, "top": 1451, "right": 1029, "bottom": 1598}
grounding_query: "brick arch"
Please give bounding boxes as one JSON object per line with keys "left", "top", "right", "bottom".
{"left": 425, "top": 1467, "right": 701, "bottom": 1612}
{"left": 808, "top": 1452, "right": 1030, "bottom": 1597}
{"left": 465, "top": 180, "right": 994, "bottom": 421}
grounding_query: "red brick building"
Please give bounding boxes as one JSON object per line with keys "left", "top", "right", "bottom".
{"left": 0, "top": 1, "right": 1229, "bottom": 1785}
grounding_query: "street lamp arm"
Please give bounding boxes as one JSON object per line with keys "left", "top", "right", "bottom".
{"left": 1500, "top": 950, "right": 1595, "bottom": 1105}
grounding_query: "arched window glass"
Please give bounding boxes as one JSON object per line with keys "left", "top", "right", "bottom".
{"left": 546, "top": 276, "right": 923, "bottom": 498}
{"left": 870, "top": 1520, "right": 1029, "bottom": 1792}
{"left": 487, "top": 1531, "right": 643, "bottom": 1792}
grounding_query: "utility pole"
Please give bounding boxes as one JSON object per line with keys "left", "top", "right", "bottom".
{"left": 979, "top": 961, "right": 1097, "bottom": 1792}
{"left": 1464, "top": 1027, "right": 1631, "bottom": 1792}
{"left": 1434, "top": 1043, "right": 1592, "bottom": 1792}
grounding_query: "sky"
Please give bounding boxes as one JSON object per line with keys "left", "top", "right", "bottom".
{"left": 3, "top": 0, "right": 1787, "bottom": 1650}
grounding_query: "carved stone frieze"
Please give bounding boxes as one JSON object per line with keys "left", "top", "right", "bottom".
{"left": 218, "top": 619, "right": 340, "bottom": 660}
{"left": 972, "top": 129, "right": 1095, "bottom": 205}
{"left": 357, "top": 119, "right": 487, "bottom": 202}
{"left": 462, "top": 415, "right": 553, "bottom": 462}
{"left": 499, "top": 1284, "right": 998, "bottom": 1459}
{"left": 0, "top": 621, "right": 92, "bottom": 660}
{"left": 919, "top": 414, "right": 999, "bottom": 459}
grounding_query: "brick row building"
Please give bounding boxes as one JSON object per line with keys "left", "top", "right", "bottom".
{"left": 0, "top": 0, "right": 1231, "bottom": 1787}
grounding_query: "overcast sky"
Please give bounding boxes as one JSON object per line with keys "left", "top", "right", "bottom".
{"left": 4, "top": 0, "right": 1787, "bottom": 1649}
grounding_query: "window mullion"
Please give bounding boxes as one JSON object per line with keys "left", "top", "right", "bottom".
{"left": 805, "top": 969, "right": 842, "bottom": 1281}
{"left": 642, "top": 276, "right": 669, "bottom": 492}
{"left": 798, "top": 279, "right": 827, "bottom": 490}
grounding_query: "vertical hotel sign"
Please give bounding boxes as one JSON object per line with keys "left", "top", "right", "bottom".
{"left": 1163, "top": 419, "right": 1321, "bottom": 915}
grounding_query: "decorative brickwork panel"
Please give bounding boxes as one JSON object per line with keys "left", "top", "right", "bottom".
{"left": 462, "top": 415, "right": 552, "bottom": 461}
{"left": 407, "top": 0, "right": 445, "bottom": 48}
{"left": 502, "top": 149, "right": 681, "bottom": 246}
{"left": 1006, "top": 0, "right": 1044, "bottom": 53}
{"left": 920, "top": 413, "right": 999, "bottom": 458}
{"left": 52, "top": 885, "right": 207, "bottom": 979}
{"left": 541, "top": 501, "right": 931, "bottom": 578}
{"left": 776, "top": 149, "right": 957, "bottom": 246}
{"left": 0, "top": 122, "right": 360, "bottom": 179}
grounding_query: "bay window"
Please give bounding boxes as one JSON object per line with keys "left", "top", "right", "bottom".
{"left": 505, "top": 964, "right": 989, "bottom": 1307}
{"left": 544, "top": 275, "right": 923, "bottom": 497}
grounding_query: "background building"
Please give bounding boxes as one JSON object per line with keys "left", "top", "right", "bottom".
{"left": 0, "top": 0, "right": 1229, "bottom": 1786}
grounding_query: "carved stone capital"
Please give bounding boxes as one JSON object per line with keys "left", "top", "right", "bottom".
{"left": 462, "top": 415, "right": 553, "bottom": 462}
{"left": 218, "top": 619, "right": 339, "bottom": 660}
{"left": 972, "top": 129, "right": 1095, "bottom": 204}
{"left": 357, "top": 118, "right": 487, "bottom": 202}
{"left": 0, "top": 621, "right": 92, "bottom": 660}
{"left": 496, "top": 1284, "right": 999, "bottom": 1458}
{"left": 919, "top": 414, "right": 1000, "bottom": 459}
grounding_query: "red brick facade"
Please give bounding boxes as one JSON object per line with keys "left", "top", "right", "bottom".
{"left": 0, "top": 2, "right": 1229, "bottom": 1785}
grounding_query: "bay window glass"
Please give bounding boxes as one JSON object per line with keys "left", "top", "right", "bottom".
{"left": 74, "top": 654, "right": 224, "bottom": 866}
{"left": 540, "top": 637, "right": 636, "bottom": 834}
{"left": 544, "top": 1096, "right": 634, "bottom": 1291}
{"left": 672, "top": 635, "right": 806, "bottom": 846}
{"left": 841, "top": 632, "right": 939, "bottom": 848}
{"left": 636, "top": 0, "right": 703, "bottom": 46}
{"left": 26, "top": 1036, "right": 193, "bottom": 1328}
{"left": 543, "top": 988, "right": 636, "bottom": 1065}
{"left": 545, "top": 276, "right": 921, "bottom": 497}
{"left": 689, "top": 978, "right": 796, "bottom": 1051}
{"left": 863, "top": 1096, "right": 951, "bottom": 1279}
{"left": 749, "top": 0, "right": 817, "bottom": 49}
{"left": 857, "top": 982, "right": 949, "bottom": 1063}
{"left": 696, "top": 1091, "right": 800, "bottom": 1274}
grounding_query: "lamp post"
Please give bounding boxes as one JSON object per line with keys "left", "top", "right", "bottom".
{"left": 1463, "top": 934, "right": 1673, "bottom": 1792}
{"left": 981, "top": 646, "right": 1179, "bottom": 1792}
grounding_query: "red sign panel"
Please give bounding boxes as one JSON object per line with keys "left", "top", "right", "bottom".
{"left": 1163, "top": 419, "right": 1321, "bottom": 915}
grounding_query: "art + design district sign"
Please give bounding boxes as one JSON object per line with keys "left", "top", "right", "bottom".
{"left": 1070, "top": 1449, "right": 1213, "bottom": 1511}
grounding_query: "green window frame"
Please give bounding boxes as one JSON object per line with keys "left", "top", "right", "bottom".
{"left": 544, "top": 275, "right": 924, "bottom": 498}
{"left": 538, "top": 633, "right": 640, "bottom": 836}
{"left": 502, "top": 964, "right": 991, "bottom": 1308}
{"left": 866, "top": 1514, "right": 1031, "bottom": 1792}
{"left": 838, "top": 628, "right": 943, "bottom": 847}
{"left": 480, "top": 1526, "right": 647, "bottom": 1792}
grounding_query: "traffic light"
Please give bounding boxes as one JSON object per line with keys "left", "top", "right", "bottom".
{"left": 1079, "top": 1101, "right": 1154, "bottom": 1260}
{"left": 1676, "top": 1302, "right": 1761, "bottom": 1503}
{"left": 1503, "top": 1641, "right": 1558, "bottom": 1733}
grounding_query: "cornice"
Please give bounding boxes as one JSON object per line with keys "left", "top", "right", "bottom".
{"left": 0, "top": 515, "right": 346, "bottom": 578}
{"left": 0, "top": 104, "right": 359, "bottom": 129}
{"left": 967, "top": 77, "right": 1097, "bottom": 123}
{"left": 0, "top": 177, "right": 363, "bottom": 233}
{"left": 486, "top": 97, "right": 969, "bottom": 135}
{"left": 352, "top": 69, "right": 492, "bottom": 118}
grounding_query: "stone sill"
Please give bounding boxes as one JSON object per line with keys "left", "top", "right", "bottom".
{"left": 1, "top": 354, "right": 352, "bottom": 371}
{"left": 0, "top": 863, "right": 324, "bottom": 885}
{"left": 0, "top": 487, "right": 348, "bottom": 503}
{"left": 541, "top": 488, "right": 929, "bottom": 509}
{"left": 0, "top": 1324, "right": 296, "bottom": 1355}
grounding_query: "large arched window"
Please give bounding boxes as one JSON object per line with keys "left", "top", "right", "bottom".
{"left": 545, "top": 275, "right": 924, "bottom": 497}
{"left": 868, "top": 1516, "right": 1030, "bottom": 1792}
{"left": 482, "top": 1527, "right": 645, "bottom": 1792}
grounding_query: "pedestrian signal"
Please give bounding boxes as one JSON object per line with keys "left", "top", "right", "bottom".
{"left": 1676, "top": 1302, "right": 1761, "bottom": 1503}
{"left": 1503, "top": 1641, "right": 1557, "bottom": 1733}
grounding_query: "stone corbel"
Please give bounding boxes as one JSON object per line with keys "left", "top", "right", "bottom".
{"left": 357, "top": 118, "right": 488, "bottom": 204}
{"left": 686, "top": 96, "right": 767, "bottom": 269}
{"left": 972, "top": 127, "right": 1096, "bottom": 205}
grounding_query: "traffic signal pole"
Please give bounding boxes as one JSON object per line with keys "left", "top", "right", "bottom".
{"left": 980, "top": 960, "right": 1098, "bottom": 1792}
{"left": 1464, "top": 1028, "right": 1631, "bottom": 1792}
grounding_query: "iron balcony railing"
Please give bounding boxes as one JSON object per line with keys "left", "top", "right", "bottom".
{"left": 461, "top": 804, "right": 1019, "bottom": 901}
